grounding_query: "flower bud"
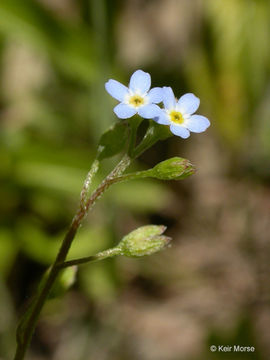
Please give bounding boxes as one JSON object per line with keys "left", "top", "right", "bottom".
{"left": 118, "top": 225, "right": 171, "bottom": 257}
{"left": 151, "top": 157, "right": 195, "bottom": 180}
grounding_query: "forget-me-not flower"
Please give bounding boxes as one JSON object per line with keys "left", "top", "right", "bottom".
{"left": 154, "top": 87, "right": 210, "bottom": 138}
{"left": 105, "top": 70, "right": 163, "bottom": 119}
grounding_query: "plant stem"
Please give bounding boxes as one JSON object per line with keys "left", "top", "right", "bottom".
{"left": 58, "top": 247, "right": 122, "bottom": 269}
{"left": 14, "top": 155, "right": 131, "bottom": 360}
{"left": 132, "top": 121, "right": 172, "bottom": 159}
{"left": 128, "top": 116, "right": 142, "bottom": 157}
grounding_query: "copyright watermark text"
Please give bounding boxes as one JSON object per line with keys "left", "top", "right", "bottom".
{"left": 210, "top": 345, "right": 255, "bottom": 353}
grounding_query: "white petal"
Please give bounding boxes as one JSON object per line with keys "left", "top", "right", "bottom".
{"left": 105, "top": 79, "right": 129, "bottom": 101}
{"left": 170, "top": 124, "right": 190, "bottom": 138}
{"left": 129, "top": 70, "right": 151, "bottom": 94}
{"left": 148, "top": 87, "right": 164, "bottom": 103}
{"left": 185, "top": 115, "right": 210, "bottom": 133}
{"left": 162, "top": 87, "right": 176, "bottom": 109}
{"left": 177, "top": 93, "right": 200, "bottom": 115}
{"left": 154, "top": 111, "right": 171, "bottom": 125}
{"left": 114, "top": 103, "right": 137, "bottom": 119}
{"left": 138, "top": 104, "right": 161, "bottom": 119}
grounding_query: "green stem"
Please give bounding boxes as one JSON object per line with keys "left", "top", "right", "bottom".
{"left": 79, "top": 159, "right": 100, "bottom": 209}
{"left": 58, "top": 247, "right": 122, "bottom": 269}
{"left": 14, "top": 155, "right": 131, "bottom": 360}
{"left": 132, "top": 121, "right": 172, "bottom": 159}
{"left": 128, "top": 116, "right": 142, "bottom": 157}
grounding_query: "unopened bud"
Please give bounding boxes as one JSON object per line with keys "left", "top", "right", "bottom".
{"left": 118, "top": 225, "right": 171, "bottom": 257}
{"left": 151, "top": 157, "right": 195, "bottom": 180}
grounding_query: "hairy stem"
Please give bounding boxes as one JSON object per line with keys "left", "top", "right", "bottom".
{"left": 14, "top": 155, "right": 131, "bottom": 360}
{"left": 58, "top": 247, "right": 122, "bottom": 269}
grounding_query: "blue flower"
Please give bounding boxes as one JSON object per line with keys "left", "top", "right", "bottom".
{"left": 155, "top": 87, "right": 210, "bottom": 139}
{"left": 105, "top": 70, "right": 163, "bottom": 119}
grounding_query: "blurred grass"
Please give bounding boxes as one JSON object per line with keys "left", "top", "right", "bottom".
{"left": 0, "top": 0, "right": 97, "bottom": 82}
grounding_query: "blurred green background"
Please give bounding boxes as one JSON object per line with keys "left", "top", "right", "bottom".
{"left": 1, "top": 0, "right": 270, "bottom": 359}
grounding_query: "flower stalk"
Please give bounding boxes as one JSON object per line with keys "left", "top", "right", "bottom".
{"left": 14, "top": 155, "right": 131, "bottom": 360}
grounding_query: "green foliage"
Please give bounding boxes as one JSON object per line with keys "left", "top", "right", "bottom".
{"left": 187, "top": 0, "right": 270, "bottom": 149}
{"left": 132, "top": 121, "right": 172, "bottom": 159}
{"left": 97, "top": 121, "right": 129, "bottom": 160}
{"left": 110, "top": 179, "right": 172, "bottom": 212}
{"left": 0, "top": 0, "right": 97, "bottom": 82}
{"left": 18, "top": 221, "right": 110, "bottom": 265}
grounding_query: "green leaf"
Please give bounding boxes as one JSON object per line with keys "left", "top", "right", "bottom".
{"left": 132, "top": 121, "right": 172, "bottom": 158}
{"left": 97, "top": 121, "right": 129, "bottom": 160}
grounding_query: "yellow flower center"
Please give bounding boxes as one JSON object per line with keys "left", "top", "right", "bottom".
{"left": 169, "top": 110, "right": 184, "bottom": 124}
{"left": 129, "top": 95, "right": 145, "bottom": 108}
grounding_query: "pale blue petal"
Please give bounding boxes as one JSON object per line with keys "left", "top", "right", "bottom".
{"left": 154, "top": 111, "right": 171, "bottom": 125}
{"left": 162, "top": 87, "right": 176, "bottom": 109}
{"left": 105, "top": 79, "right": 129, "bottom": 101}
{"left": 138, "top": 104, "right": 161, "bottom": 119}
{"left": 170, "top": 124, "right": 190, "bottom": 138}
{"left": 148, "top": 87, "right": 164, "bottom": 103}
{"left": 129, "top": 70, "right": 151, "bottom": 94}
{"left": 178, "top": 93, "right": 200, "bottom": 115}
{"left": 186, "top": 115, "right": 210, "bottom": 133}
{"left": 114, "top": 104, "right": 137, "bottom": 119}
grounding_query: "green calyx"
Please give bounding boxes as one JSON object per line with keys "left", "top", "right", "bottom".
{"left": 150, "top": 157, "right": 196, "bottom": 180}
{"left": 118, "top": 225, "right": 171, "bottom": 258}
